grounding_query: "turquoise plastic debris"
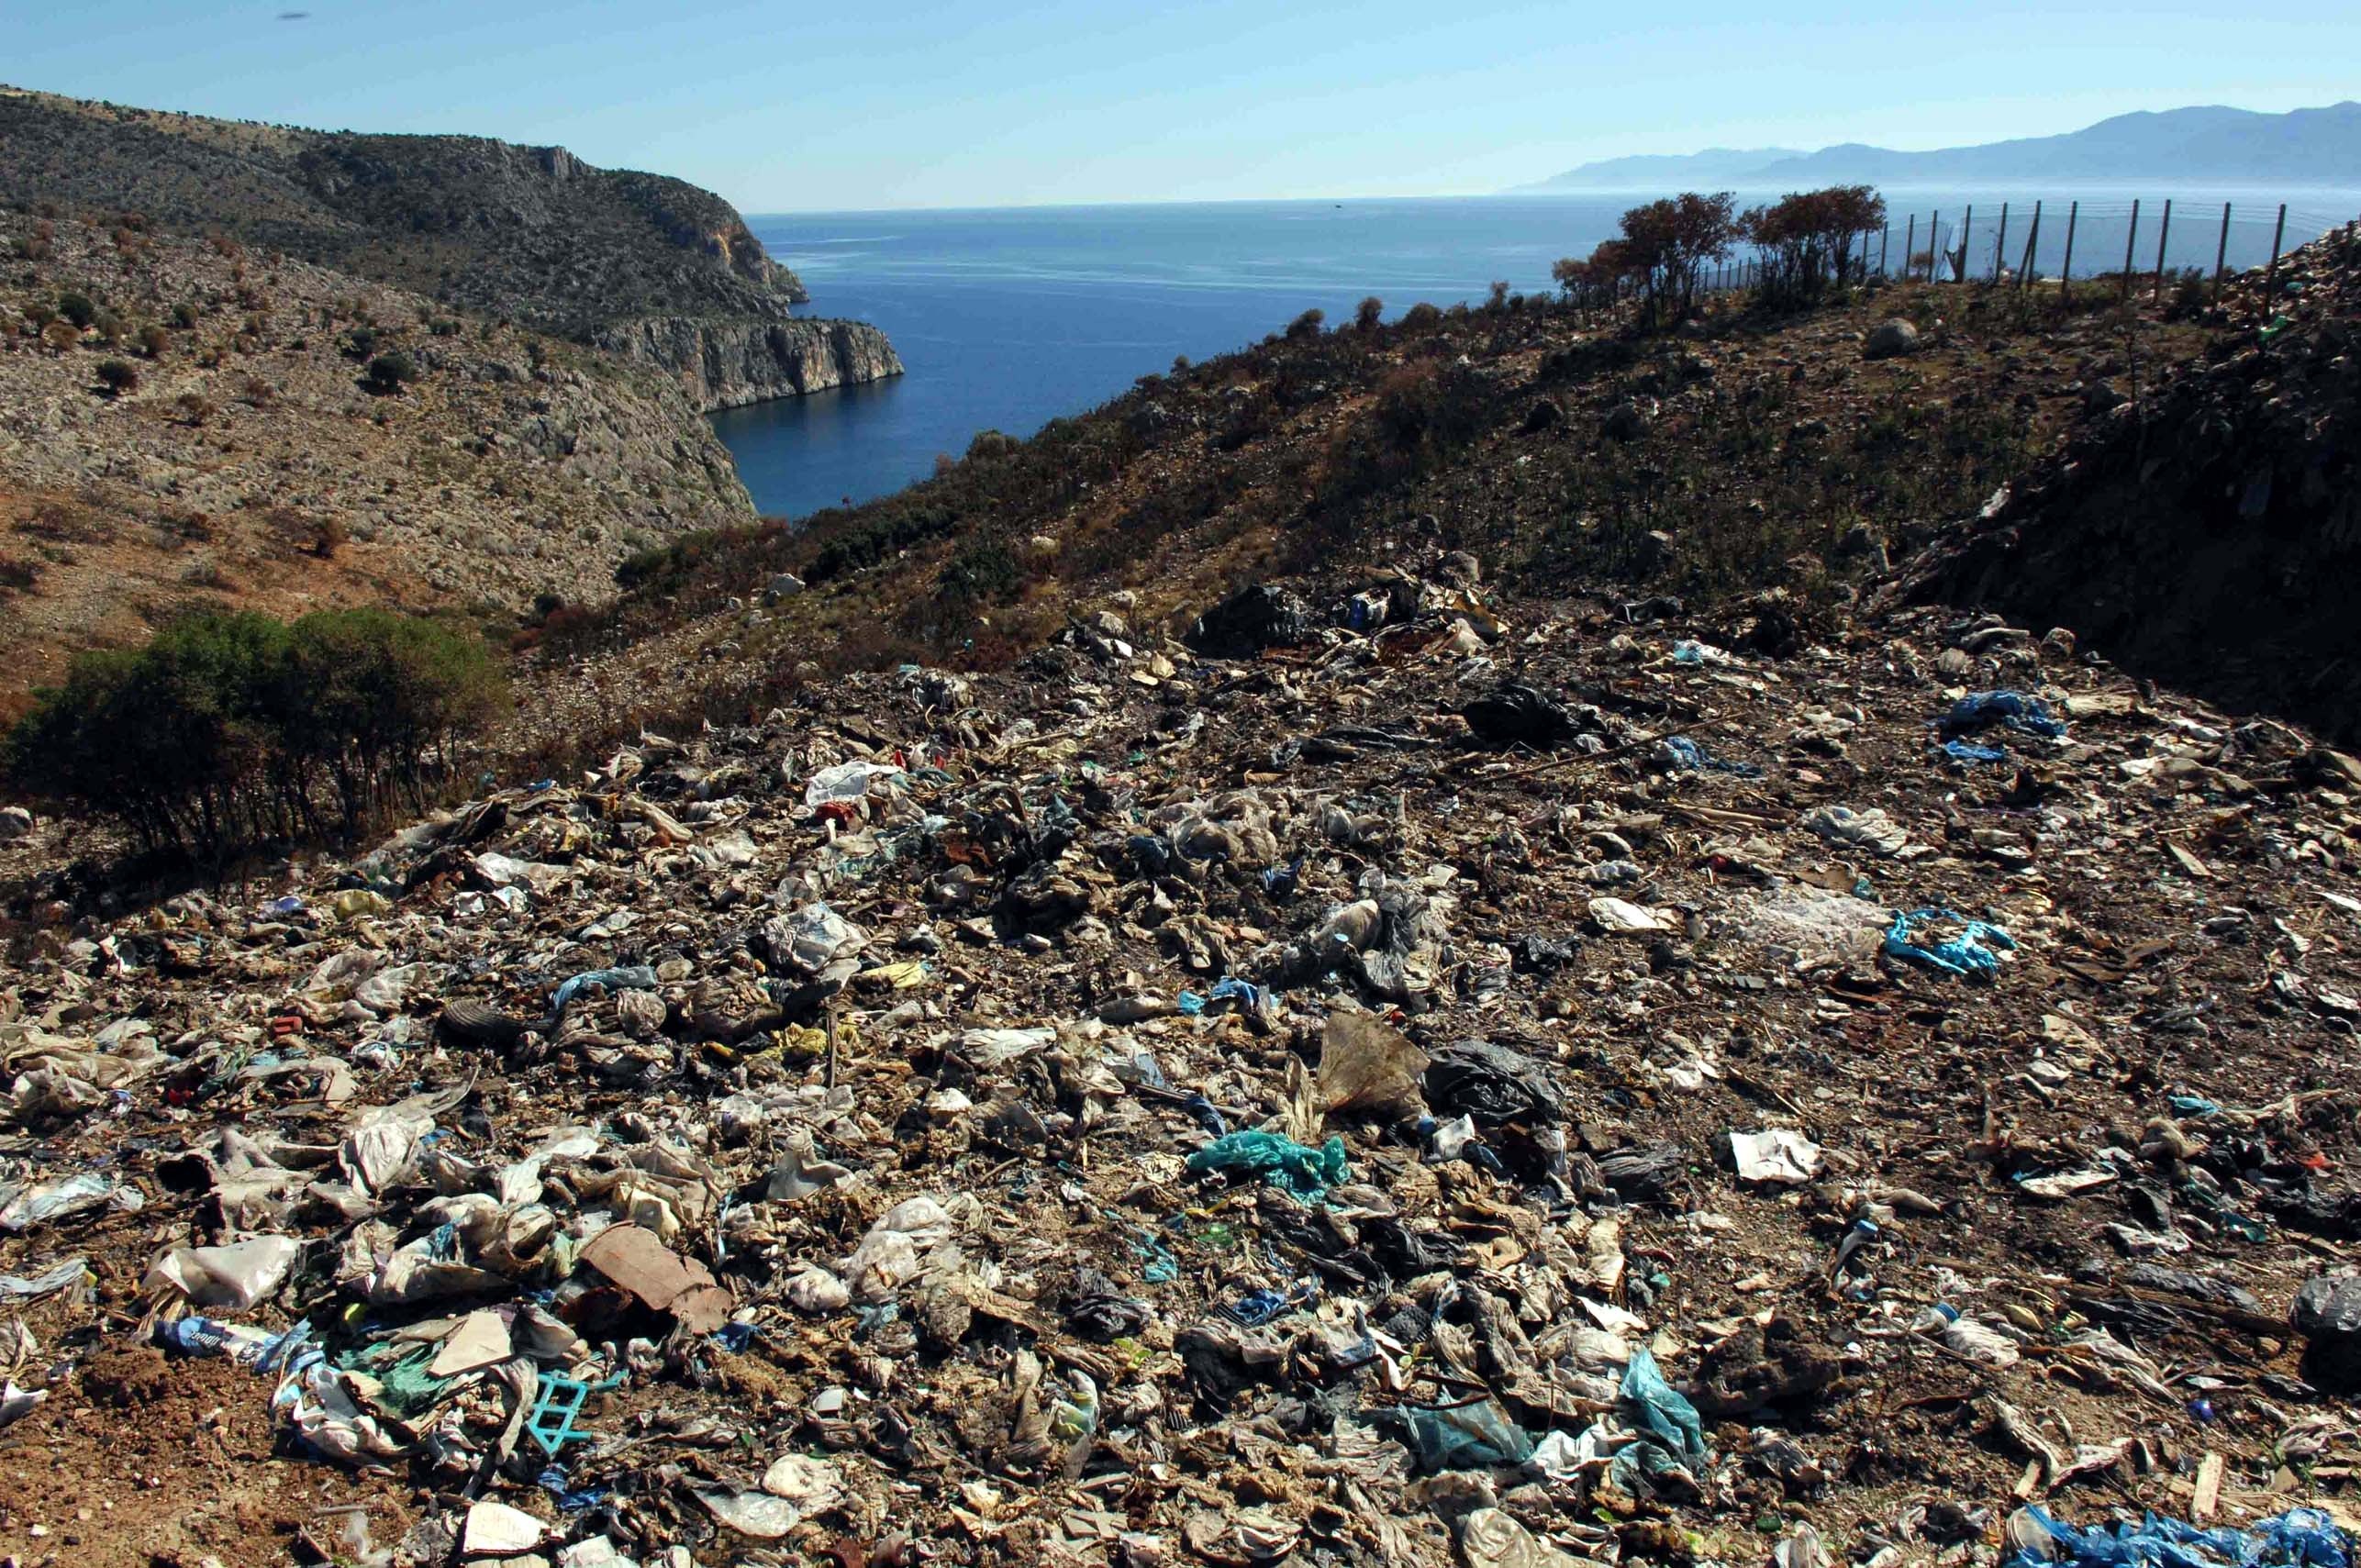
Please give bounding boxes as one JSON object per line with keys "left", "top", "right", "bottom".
{"left": 1399, "top": 1397, "right": 1533, "bottom": 1471}
{"left": 2005, "top": 1506, "right": 2347, "bottom": 1568}
{"left": 1177, "top": 978, "right": 1269, "bottom": 1016}
{"left": 1185, "top": 1129, "right": 1349, "bottom": 1201}
{"left": 525, "top": 1369, "right": 626, "bottom": 1457}
{"left": 1130, "top": 1229, "right": 1180, "bottom": 1284}
{"left": 1620, "top": 1345, "right": 1707, "bottom": 1465}
{"left": 1886, "top": 906, "right": 2016, "bottom": 976}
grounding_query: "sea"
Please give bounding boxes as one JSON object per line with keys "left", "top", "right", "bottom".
{"left": 717, "top": 186, "right": 2361, "bottom": 520}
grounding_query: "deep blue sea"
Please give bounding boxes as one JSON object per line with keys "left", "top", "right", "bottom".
{"left": 718, "top": 188, "right": 2361, "bottom": 519}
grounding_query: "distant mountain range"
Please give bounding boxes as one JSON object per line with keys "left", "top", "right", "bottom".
{"left": 1514, "top": 103, "right": 2361, "bottom": 192}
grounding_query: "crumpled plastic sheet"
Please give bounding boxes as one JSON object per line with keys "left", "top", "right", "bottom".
{"left": 0, "top": 1171, "right": 139, "bottom": 1232}
{"left": 803, "top": 760, "right": 906, "bottom": 809}
{"left": 1401, "top": 1397, "right": 1534, "bottom": 1472}
{"left": 1620, "top": 1344, "right": 1708, "bottom": 1465}
{"left": 1660, "top": 735, "right": 1764, "bottom": 777}
{"left": 2007, "top": 1506, "right": 2348, "bottom": 1568}
{"left": 1943, "top": 739, "right": 2011, "bottom": 764}
{"left": 0, "top": 1257, "right": 88, "bottom": 1300}
{"left": 1185, "top": 1130, "right": 1349, "bottom": 1202}
{"left": 1886, "top": 906, "right": 2017, "bottom": 976}
{"left": 1942, "top": 690, "right": 2068, "bottom": 740}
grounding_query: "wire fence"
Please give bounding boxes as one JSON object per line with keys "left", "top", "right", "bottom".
{"left": 1692, "top": 195, "right": 2355, "bottom": 302}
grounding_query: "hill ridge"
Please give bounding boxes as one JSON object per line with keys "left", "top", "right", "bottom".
{"left": 0, "top": 85, "right": 901, "bottom": 410}
{"left": 1519, "top": 100, "right": 2361, "bottom": 191}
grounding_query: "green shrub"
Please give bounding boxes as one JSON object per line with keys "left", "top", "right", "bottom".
{"left": 937, "top": 539, "right": 1023, "bottom": 607}
{"left": 56, "top": 291, "right": 95, "bottom": 329}
{"left": 613, "top": 527, "right": 741, "bottom": 594}
{"left": 362, "top": 351, "right": 417, "bottom": 394}
{"left": 95, "top": 359, "right": 140, "bottom": 396}
{"left": 3, "top": 607, "right": 505, "bottom": 857}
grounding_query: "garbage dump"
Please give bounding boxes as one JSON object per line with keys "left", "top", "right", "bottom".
{"left": 4, "top": 564, "right": 2361, "bottom": 1568}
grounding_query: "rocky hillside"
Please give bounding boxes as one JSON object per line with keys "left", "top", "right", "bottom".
{"left": 508, "top": 261, "right": 2226, "bottom": 762}
{"left": 0, "top": 86, "right": 900, "bottom": 410}
{"left": 1913, "top": 224, "right": 2361, "bottom": 742}
{"left": 0, "top": 209, "right": 756, "bottom": 707}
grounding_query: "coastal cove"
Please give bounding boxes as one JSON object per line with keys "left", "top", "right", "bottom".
{"left": 717, "top": 188, "right": 2361, "bottom": 520}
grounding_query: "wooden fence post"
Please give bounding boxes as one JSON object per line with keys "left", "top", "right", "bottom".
{"left": 2120, "top": 199, "right": 2139, "bottom": 304}
{"left": 1993, "top": 203, "right": 2009, "bottom": 283}
{"left": 1959, "top": 206, "right": 1972, "bottom": 283}
{"left": 2264, "top": 202, "right": 2288, "bottom": 296}
{"left": 2152, "top": 197, "right": 2172, "bottom": 302}
{"left": 2019, "top": 201, "right": 2041, "bottom": 290}
{"left": 2213, "top": 202, "right": 2232, "bottom": 300}
{"left": 1903, "top": 215, "right": 1915, "bottom": 283}
{"left": 1879, "top": 222, "right": 1889, "bottom": 278}
{"left": 2058, "top": 200, "right": 2077, "bottom": 305}
{"left": 1929, "top": 211, "right": 1940, "bottom": 281}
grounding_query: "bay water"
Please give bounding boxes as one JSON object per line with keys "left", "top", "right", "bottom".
{"left": 718, "top": 188, "right": 2361, "bottom": 520}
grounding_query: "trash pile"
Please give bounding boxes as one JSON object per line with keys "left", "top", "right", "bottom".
{"left": 5, "top": 559, "right": 2361, "bottom": 1567}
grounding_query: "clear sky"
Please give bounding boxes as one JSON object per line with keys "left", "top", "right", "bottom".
{"left": 9, "top": 1, "right": 2356, "bottom": 212}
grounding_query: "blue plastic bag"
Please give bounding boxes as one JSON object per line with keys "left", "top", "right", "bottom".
{"left": 1886, "top": 907, "right": 2016, "bottom": 976}
{"left": 2007, "top": 1506, "right": 2347, "bottom": 1568}
{"left": 1943, "top": 739, "right": 2010, "bottom": 763}
{"left": 1942, "top": 690, "right": 2066, "bottom": 740}
{"left": 1620, "top": 1345, "right": 1707, "bottom": 1464}
{"left": 1186, "top": 1130, "right": 1349, "bottom": 1201}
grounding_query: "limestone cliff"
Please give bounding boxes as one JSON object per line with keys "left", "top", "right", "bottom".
{"left": 0, "top": 86, "right": 901, "bottom": 412}
{"left": 592, "top": 317, "right": 906, "bottom": 410}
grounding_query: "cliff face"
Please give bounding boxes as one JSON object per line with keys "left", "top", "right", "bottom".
{"left": 593, "top": 317, "right": 905, "bottom": 410}
{"left": 0, "top": 87, "right": 897, "bottom": 410}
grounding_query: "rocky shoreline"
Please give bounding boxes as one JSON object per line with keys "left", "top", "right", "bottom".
{"left": 593, "top": 315, "right": 906, "bottom": 412}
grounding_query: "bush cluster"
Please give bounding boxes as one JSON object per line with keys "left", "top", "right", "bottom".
{"left": 4, "top": 608, "right": 505, "bottom": 858}
{"left": 1554, "top": 185, "right": 1888, "bottom": 321}
{"left": 1744, "top": 186, "right": 1887, "bottom": 309}
{"left": 1554, "top": 192, "right": 1740, "bottom": 326}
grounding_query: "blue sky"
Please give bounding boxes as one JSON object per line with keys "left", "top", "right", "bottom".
{"left": 11, "top": 1, "right": 2356, "bottom": 211}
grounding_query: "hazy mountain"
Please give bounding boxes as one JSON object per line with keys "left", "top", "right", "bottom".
{"left": 1517, "top": 147, "right": 1802, "bottom": 190}
{"left": 1516, "top": 103, "right": 2361, "bottom": 192}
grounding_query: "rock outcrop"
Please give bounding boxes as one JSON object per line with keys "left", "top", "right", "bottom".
{"left": 592, "top": 317, "right": 906, "bottom": 410}
{"left": 0, "top": 86, "right": 900, "bottom": 411}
